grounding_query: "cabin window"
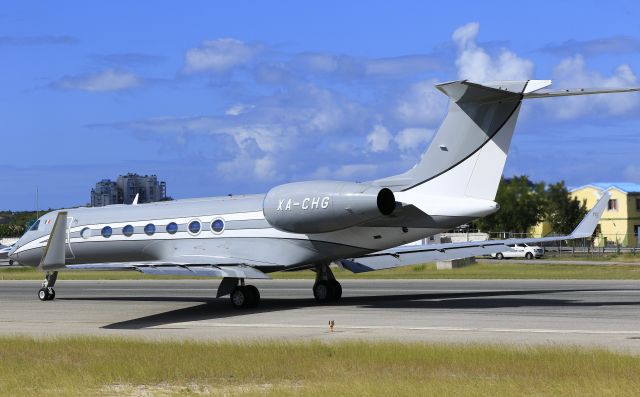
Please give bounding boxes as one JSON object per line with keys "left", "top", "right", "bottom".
{"left": 81, "top": 227, "right": 91, "bottom": 239}
{"left": 101, "top": 226, "right": 112, "bottom": 238}
{"left": 122, "top": 225, "right": 134, "bottom": 237}
{"left": 188, "top": 220, "right": 201, "bottom": 234}
{"left": 166, "top": 222, "right": 178, "bottom": 234}
{"left": 144, "top": 223, "right": 156, "bottom": 236}
{"left": 211, "top": 218, "right": 225, "bottom": 234}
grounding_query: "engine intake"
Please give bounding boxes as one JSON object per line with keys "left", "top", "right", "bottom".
{"left": 263, "top": 181, "right": 396, "bottom": 234}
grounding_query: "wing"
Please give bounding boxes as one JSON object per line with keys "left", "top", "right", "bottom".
{"left": 340, "top": 192, "right": 609, "bottom": 273}
{"left": 65, "top": 257, "right": 274, "bottom": 279}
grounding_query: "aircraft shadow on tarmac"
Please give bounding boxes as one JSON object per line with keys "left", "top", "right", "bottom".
{"left": 57, "top": 288, "right": 640, "bottom": 330}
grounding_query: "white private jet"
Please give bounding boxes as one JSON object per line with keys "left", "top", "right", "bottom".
{"left": 9, "top": 79, "right": 633, "bottom": 308}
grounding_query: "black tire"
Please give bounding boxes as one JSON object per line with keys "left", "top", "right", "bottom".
{"left": 48, "top": 288, "right": 56, "bottom": 301}
{"left": 230, "top": 286, "right": 248, "bottom": 309}
{"left": 328, "top": 280, "right": 342, "bottom": 301}
{"left": 525, "top": 252, "right": 533, "bottom": 260}
{"left": 313, "top": 281, "right": 330, "bottom": 301}
{"left": 496, "top": 253, "right": 504, "bottom": 260}
{"left": 244, "top": 285, "right": 260, "bottom": 308}
{"left": 38, "top": 288, "right": 49, "bottom": 301}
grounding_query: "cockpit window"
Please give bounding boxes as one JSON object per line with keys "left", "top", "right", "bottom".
{"left": 29, "top": 220, "right": 40, "bottom": 231}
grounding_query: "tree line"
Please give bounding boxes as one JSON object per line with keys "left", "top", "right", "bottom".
{"left": 474, "top": 176, "right": 587, "bottom": 235}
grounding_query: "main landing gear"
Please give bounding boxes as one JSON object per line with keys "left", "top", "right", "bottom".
{"left": 217, "top": 277, "right": 261, "bottom": 309}
{"left": 313, "top": 263, "right": 342, "bottom": 303}
{"left": 38, "top": 271, "right": 58, "bottom": 301}
{"left": 230, "top": 284, "right": 260, "bottom": 309}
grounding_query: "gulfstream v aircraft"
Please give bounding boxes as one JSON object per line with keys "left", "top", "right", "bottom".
{"left": 8, "top": 80, "right": 636, "bottom": 308}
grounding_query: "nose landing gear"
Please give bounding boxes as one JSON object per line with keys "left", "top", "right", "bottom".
{"left": 38, "top": 271, "right": 58, "bottom": 301}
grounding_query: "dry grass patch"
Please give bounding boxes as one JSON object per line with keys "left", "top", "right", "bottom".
{"left": 0, "top": 337, "right": 639, "bottom": 396}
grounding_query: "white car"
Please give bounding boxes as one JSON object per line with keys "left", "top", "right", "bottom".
{"left": 491, "top": 243, "right": 544, "bottom": 260}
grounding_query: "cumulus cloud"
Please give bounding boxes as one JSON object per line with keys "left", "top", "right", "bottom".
{"left": 334, "top": 164, "right": 379, "bottom": 179}
{"left": 366, "top": 125, "right": 392, "bottom": 152}
{"left": 394, "top": 79, "right": 446, "bottom": 126}
{"left": 395, "top": 128, "right": 434, "bottom": 151}
{"left": 184, "top": 38, "right": 257, "bottom": 73}
{"left": 55, "top": 69, "right": 141, "bottom": 92}
{"left": 453, "top": 22, "right": 533, "bottom": 81}
{"left": 547, "top": 55, "right": 639, "bottom": 119}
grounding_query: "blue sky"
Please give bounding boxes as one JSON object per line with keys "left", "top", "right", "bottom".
{"left": 1, "top": 0, "right": 639, "bottom": 210}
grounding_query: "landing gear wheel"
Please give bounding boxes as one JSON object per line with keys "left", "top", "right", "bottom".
{"left": 38, "top": 288, "right": 48, "bottom": 301}
{"left": 496, "top": 253, "right": 504, "bottom": 260}
{"left": 328, "top": 280, "right": 342, "bottom": 301}
{"left": 230, "top": 286, "right": 260, "bottom": 309}
{"left": 313, "top": 281, "right": 330, "bottom": 301}
{"left": 48, "top": 288, "right": 56, "bottom": 301}
{"left": 244, "top": 285, "right": 260, "bottom": 308}
{"left": 525, "top": 252, "right": 533, "bottom": 260}
{"left": 313, "top": 280, "right": 342, "bottom": 302}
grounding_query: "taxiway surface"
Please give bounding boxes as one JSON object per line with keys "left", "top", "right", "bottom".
{"left": 1, "top": 279, "right": 639, "bottom": 352}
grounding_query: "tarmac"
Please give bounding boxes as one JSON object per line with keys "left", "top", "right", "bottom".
{"left": 1, "top": 279, "right": 640, "bottom": 353}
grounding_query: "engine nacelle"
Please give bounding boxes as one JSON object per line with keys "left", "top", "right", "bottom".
{"left": 263, "top": 181, "right": 396, "bottom": 234}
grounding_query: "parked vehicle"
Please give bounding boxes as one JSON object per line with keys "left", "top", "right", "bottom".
{"left": 491, "top": 243, "right": 544, "bottom": 260}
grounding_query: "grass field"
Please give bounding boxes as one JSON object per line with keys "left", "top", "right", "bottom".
{"left": 3, "top": 261, "right": 640, "bottom": 280}
{"left": 0, "top": 337, "right": 638, "bottom": 396}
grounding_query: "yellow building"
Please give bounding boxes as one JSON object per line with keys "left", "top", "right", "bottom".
{"left": 533, "top": 183, "right": 640, "bottom": 247}
{"left": 571, "top": 183, "right": 640, "bottom": 247}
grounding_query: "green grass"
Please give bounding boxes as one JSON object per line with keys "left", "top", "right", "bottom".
{"left": 3, "top": 261, "right": 640, "bottom": 280}
{"left": 0, "top": 336, "right": 638, "bottom": 396}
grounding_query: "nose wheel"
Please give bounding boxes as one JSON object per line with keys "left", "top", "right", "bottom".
{"left": 38, "top": 271, "right": 58, "bottom": 301}
{"left": 38, "top": 287, "right": 55, "bottom": 301}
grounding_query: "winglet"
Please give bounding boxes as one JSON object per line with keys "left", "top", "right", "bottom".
{"left": 38, "top": 211, "right": 67, "bottom": 270}
{"left": 132, "top": 193, "right": 139, "bottom": 205}
{"left": 569, "top": 191, "right": 610, "bottom": 239}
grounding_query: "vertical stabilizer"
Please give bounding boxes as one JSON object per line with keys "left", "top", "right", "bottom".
{"left": 375, "top": 80, "right": 544, "bottom": 201}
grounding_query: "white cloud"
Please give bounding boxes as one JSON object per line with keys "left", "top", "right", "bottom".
{"left": 225, "top": 103, "right": 254, "bottom": 116}
{"left": 547, "top": 55, "right": 639, "bottom": 119}
{"left": 453, "top": 22, "right": 533, "bottom": 82}
{"left": 184, "top": 38, "right": 256, "bottom": 73}
{"left": 366, "top": 124, "right": 392, "bottom": 152}
{"left": 395, "top": 128, "right": 434, "bottom": 151}
{"left": 394, "top": 79, "right": 446, "bottom": 126}
{"left": 56, "top": 69, "right": 140, "bottom": 92}
{"left": 334, "top": 164, "right": 379, "bottom": 179}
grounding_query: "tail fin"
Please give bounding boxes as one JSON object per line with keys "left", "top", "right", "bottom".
{"left": 375, "top": 79, "right": 638, "bottom": 202}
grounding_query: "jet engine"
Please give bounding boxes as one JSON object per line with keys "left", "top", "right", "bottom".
{"left": 263, "top": 181, "right": 396, "bottom": 234}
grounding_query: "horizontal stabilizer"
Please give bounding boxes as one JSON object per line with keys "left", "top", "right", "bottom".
{"left": 524, "top": 87, "right": 640, "bottom": 99}
{"left": 341, "top": 192, "right": 609, "bottom": 273}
